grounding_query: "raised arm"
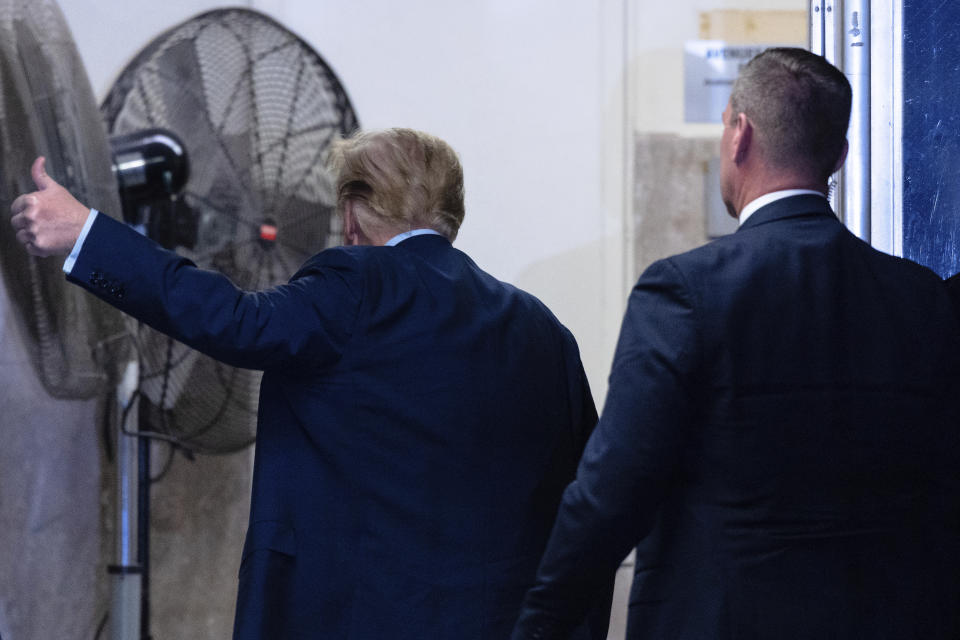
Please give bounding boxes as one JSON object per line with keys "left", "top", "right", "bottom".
{"left": 10, "top": 156, "right": 361, "bottom": 372}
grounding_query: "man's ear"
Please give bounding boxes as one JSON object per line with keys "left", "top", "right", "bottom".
{"left": 342, "top": 200, "right": 374, "bottom": 246}
{"left": 343, "top": 201, "right": 361, "bottom": 246}
{"left": 832, "top": 139, "right": 849, "bottom": 173}
{"left": 732, "top": 112, "right": 753, "bottom": 165}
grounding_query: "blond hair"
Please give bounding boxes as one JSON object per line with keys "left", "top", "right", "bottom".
{"left": 328, "top": 128, "right": 466, "bottom": 241}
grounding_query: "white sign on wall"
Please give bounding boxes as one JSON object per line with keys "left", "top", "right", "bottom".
{"left": 684, "top": 41, "right": 778, "bottom": 123}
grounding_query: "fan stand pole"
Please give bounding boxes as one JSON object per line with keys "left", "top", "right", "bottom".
{"left": 138, "top": 430, "right": 152, "bottom": 640}
{"left": 110, "top": 360, "right": 142, "bottom": 640}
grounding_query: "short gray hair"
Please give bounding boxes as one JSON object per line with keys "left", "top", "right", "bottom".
{"left": 729, "top": 47, "right": 851, "bottom": 181}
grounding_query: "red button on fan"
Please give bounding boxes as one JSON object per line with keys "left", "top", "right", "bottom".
{"left": 259, "top": 224, "right": 278, "bottom": 242}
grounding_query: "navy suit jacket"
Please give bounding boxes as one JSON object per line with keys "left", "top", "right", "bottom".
{"left": 513, "top": 195, "right": 960, "bottom": 639}
{"left": 68, "top": 214, "right": 607, "bottom": 639}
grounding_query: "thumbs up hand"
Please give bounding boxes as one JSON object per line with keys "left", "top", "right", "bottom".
{"left": 10, "top": 156, "right": 92, "bottom": 257}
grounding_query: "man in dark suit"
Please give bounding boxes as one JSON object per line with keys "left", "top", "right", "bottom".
{"left": 512, "top": 48, "right": 960, "bottom": 639}
{"left": 10, "top": 129, "right": 608, "bottom": 639}
{"left": 948, "top": 272, "right": 960, "bottom": 312}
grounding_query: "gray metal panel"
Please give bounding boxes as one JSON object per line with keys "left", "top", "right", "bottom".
{"left": 810, "top": 1, "right": 825, "bottom": 55}
{"left": 822, "top": 0, "right": 843, "bottom": 213}
{"left": 841, "top": 0, "right": 871, "bottom": 241}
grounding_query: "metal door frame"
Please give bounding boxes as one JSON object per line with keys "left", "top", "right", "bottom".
{"left": 810, "top": 0, "right": 902, "bottom": 256}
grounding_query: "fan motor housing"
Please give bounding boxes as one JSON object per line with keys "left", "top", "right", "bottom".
{"left": 110, "top": 128, "right": 196, "bottom": 249}
{"left": 110, "top": 128, "right": 188, "bottom": 208}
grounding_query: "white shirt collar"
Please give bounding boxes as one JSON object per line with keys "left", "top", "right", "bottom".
{"left": 738, "top": 189, "right": 826, "bottom": 226}
{"left": 385, "top": 229, "right": 443, "bottom": 246}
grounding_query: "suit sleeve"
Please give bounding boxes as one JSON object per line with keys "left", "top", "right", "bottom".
{"left": 512, "top": 258, "right": 701, "bottom": 640}
{"left": 66, "top": 212, "right": 362, "bottom": 371}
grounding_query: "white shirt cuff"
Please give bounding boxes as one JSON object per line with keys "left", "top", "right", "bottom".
{"left": 62, "top": 208, "right": 99, "bottom": 275}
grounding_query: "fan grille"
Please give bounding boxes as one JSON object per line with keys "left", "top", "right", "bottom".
{"left": 102, "top": 8, "right": 359, "bottom": 453}
{"left": 0, "top": 0, "right": 128, "bottom": 399}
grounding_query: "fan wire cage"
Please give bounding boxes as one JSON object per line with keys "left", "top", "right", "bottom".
{"left": 102, "top": 8, "right": 359, "bottom": 453}
{"left": 0, "top": 0, "right": 129, "bottom": 399}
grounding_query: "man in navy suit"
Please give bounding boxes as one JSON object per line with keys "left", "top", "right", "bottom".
{"left": 512, "top": 48, "right": 960, "bottom": 639}
{"left": 10, "top": 128, "right": 609, "bottom": 639}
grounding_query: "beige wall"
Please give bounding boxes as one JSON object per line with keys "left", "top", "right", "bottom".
{"left": 631, "top": 4, "right": 807, "bottom": 137}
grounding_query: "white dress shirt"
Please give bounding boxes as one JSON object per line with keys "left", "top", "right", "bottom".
{"left": 738, "top": 189, "right": 826, "bottom": 227}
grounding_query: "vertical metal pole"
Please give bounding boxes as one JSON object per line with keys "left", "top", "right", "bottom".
{"left": 810, "top": 0, "right": 825, "bottom": 55}
{"left": 111, "top": 361, "right": 141, "bottom": 640}
{"left": 824, "top": 0, "right": 839, "bottom": 62}
{"left": 890, "top": 0, "right": 904, "bottom": 257}
{"left": 841, "top": 0, "right": 871, "bottom": 241}
{"left": 821, "top": 0, "right": 844, "bottom": 213}
{"left": 138, "top": 437, "right": 151, "bottom": 640}
{"left": 869, "top": 0, "right": 901, "bottom": 256}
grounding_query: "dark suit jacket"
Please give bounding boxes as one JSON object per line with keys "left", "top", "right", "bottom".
{"left": 68, "top": 214, "right": 606, "bottom": 639}
{"left": 513, "top": 194, "right": 960, "bottom": 639}
{"left": 947, "top": 272, "right": 960, "bottom": 315}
